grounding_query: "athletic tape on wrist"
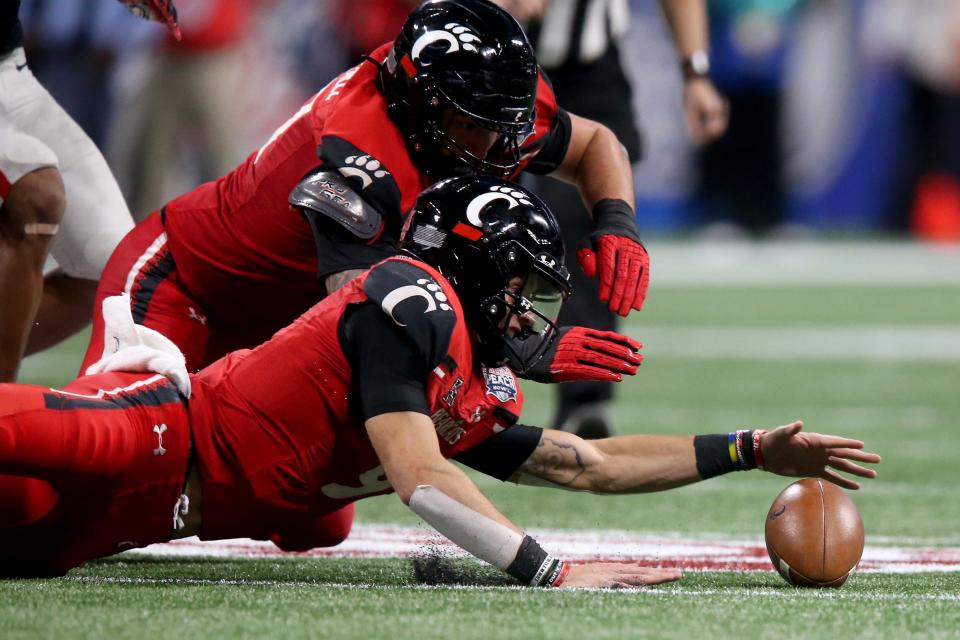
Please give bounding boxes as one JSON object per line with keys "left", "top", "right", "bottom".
{"left": 505, "top": 535, "right": 550, "bottom": 585}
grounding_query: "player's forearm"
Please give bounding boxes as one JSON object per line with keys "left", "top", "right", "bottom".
{"left": 571, "top": 125, "right": 635, "bottom": 212}
{"left": 398, "top": 457, "right": 523, "bottom": 535}
{"left": 585, "top": 435, "right": 701, "bottom": 493}
{"left": 551, "top": 115, "right": 635, "bottom": 212}
{"left": 658, "top": 0, "right": 710, "bottom": 59}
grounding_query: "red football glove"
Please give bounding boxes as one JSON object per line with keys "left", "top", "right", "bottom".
{"left": 121, "top": 0, "right": 182, "bottom": 40}
{"left": 522, "top": 326, "right": 643, "bottom": 383}
{"left": 578, "top": 199, "right": 650, "bottom": 316}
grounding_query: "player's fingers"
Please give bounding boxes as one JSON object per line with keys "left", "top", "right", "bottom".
{"left": 623, "top": 569, "right": 683, "bottom": 586}
{"left": 827, "top": 456, "right": 878, "bottom": 479}
{"left": 581, "top": 329, "right": 642, "bottom": 353}
{"left": 818, "top": 435, "right": 865, "bottom": 449}
{"left": 827, "top": 448, "right": 881, "bottom": 464}
{"left": 562, "top": 365, "right": 621, "bottom": 383}
{"left": 772, "top": 421, "right": 803, "bottom": 440}
{"left": 821, "top": 468, "right": 860, "bottom": 491}
{"left": 582, "top": 337, "right": 643, "bottom": 362}
{"left": 596, "top": 242, "right": 616, "bottom": 303}
{"left": 577, "top": 248, "right": 597, "bottom": 279}
{"left": 607, "top": 249, "right": 629, "bottom": 315}
{"left": 617, "top": 257, "right": 642, "bottom": 317}
{"left": 578, "top": 352, "right": 639, "bottom": 375}
{"left": 633, "top": 260, "right": 650, "bottom": 311}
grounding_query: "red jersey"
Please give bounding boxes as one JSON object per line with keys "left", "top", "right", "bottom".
{"left": 187, "top": 257, "right": 525, "bottom": 542}
{"left": 161, "top": 43, "right": 566, "bottom": 347}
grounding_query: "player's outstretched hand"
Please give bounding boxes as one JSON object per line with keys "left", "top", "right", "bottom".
{"left": 560, "top": 562, "right": 682, "bottom": 589}
{"left": 523, "top": 326, "right": 643, "bottom": 383}
{"left": 760, "top": 421, "right": 881, "bottom": 490}
{"left": 121, "top": 0, "right": 182, "bottom": 40}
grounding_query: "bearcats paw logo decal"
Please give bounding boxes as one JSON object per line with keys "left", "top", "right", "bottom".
{"left": 465, "top": 185, "right": 533, "bottom": 227}
{"left": 381, "top": 277, "right": 452, "bottom": 327}
{"left": 340, "top": 155, "right": 390, "bottom": 190}
{"left": 411, "top": 23, "right": 481, "bottom": 65}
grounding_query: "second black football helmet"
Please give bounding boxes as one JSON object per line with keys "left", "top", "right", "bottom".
{"left": 379, "top": 0, "right": 538, "bottom": 180}
{"left": 400, "top": 175, "right": 570, "bottom": 371}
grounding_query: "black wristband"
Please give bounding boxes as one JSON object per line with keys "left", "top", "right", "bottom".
{"left": 505, "top": 535, "right": 554, "bottom": 586}
{"left": 694, "top": 430, "right": 756, "bottom": 479}
{"left": 590, "top": 199, "right": 642, "bottom": 243}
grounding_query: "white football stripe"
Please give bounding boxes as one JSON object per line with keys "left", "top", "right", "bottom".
{"left": 129, "top": 525, "right": 960, "bottom": 573}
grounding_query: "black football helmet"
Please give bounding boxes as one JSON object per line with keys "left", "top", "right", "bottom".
{"left": 400, "top": 175, "right": 570, "bottom": 371}
{"left": 379, "top": 0, "right": 538, "bottom": 180}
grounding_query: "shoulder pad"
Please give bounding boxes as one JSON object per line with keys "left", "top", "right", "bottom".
{"left": 289, "top": 169, "right": 383, "bottom": 240}
{"left": 363, "top": 259, "right": 458, "bottom": 368}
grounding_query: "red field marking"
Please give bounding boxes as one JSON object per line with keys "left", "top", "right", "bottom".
{"left": 131, "top": 525, "right": 960, "bottom": 573}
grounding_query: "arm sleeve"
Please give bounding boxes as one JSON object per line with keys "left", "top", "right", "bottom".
{"left": 523, "top": 108, "right": 572, "bottom": 176}
{"left": 345, "top": 303, "right": 431, "bottom": 419}
{"left": 305, "top": 214, "right": 397, "bottom": 279}
{"left": 453, "top": 424, "right": 544, "bottom": 481}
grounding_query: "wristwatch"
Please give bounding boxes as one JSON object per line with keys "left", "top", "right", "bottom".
{"left": 681, "top": 50, "right": 711, "bottom": 80}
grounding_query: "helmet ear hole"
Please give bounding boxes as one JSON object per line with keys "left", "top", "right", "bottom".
{"left": 483, "top": 298, "right": 507, "bottom": 323}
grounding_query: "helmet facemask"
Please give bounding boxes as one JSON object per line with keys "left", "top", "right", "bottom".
{"left": 402, "top": 84, "right": 535, "bottom": 180}
{"left": 468, "top": 241, "right": 569, "bottom": 371}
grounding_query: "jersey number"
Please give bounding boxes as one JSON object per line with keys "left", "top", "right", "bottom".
{"left": 320, "top": 465, "right": 391, "bottom": 499}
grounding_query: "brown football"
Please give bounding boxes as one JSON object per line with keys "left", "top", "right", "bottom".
{"left": 764, "top": 478, "right": 865, "bottom": 587}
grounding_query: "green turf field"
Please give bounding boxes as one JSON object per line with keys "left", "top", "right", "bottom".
{"left": 5, "top": 242, "right": 959, "bottom": 639}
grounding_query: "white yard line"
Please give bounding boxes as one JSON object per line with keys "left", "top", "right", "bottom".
{"left": 128, "top": 525, "right": 960, "bottom": 573}
{"left": 649, "top": 241, "right": 960, "bottom": 286}
{"left": 618, "top": 325, "right": 960, "bottom": 361}
{"left": 62, "top": 576, "right": 960, "bottom": 599}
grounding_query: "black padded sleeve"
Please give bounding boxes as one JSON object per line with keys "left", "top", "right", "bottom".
{"left": 523, "top": 108, "right": 572, "bottom": 176}
{"left": 307, "top": 215, "right": 397, "bottom": 279}
{"left": 453, "top": 424, "right": 544, "bottom": 481}
{"left": 344, "top": 302, "right": 431, "bottom": 420}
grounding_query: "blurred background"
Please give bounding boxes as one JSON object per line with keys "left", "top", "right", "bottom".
{"left": 17, "top": 0, "right": 960, "bottom": 241}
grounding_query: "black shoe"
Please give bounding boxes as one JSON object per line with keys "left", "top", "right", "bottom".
{"left": 557, "top": 404, "right": 614, "bottom": 440}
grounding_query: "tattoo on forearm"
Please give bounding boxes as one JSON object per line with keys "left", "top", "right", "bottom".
{"left": 325, "top": 269, "right": 365, "bottom": 294}
{"left": 524, "top": 437, "right": 586, "bottom": 486}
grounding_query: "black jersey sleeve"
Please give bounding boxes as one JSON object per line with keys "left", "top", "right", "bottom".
{"left": 522, "top": 108, "right": 572, "bottom": 176}
{"left": 344, "top": 259, "right": 459, "bottom": 420}
{"left": 308, "top": 215, "right": 397, "bottom": 279}
{"left": 344, "top": 302, "right": 431, "bottom": 419}
{"left": 453, "top": 424, "right": 544, "bottom": 481}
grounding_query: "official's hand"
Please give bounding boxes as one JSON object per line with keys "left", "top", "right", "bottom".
{"left": 578, "top": 200, "right": 650, "bottom": 316}
{"left": 541, "top": 327, "right": 642, "bottom": 383}
{"left": 760, "top": 421, "right": 881, "bottom": 490}
{"left": 121, "top": 0, "right": 182, "bottom": 40}
{"left": 683, "top": 77, "right": 729, "bottom": 145}
{"left": 560, "top": 562, "right": 682, "bottom": 589}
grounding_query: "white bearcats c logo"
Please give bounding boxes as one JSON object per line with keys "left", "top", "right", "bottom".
{"left": 465, "top": 186, "right": 534, "bottom": 227}
{"left": 381, "top": 278, "right": 452, "bottom": 326}
{"left": 411, "top": 23, "right": 480, "bottom": 65}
